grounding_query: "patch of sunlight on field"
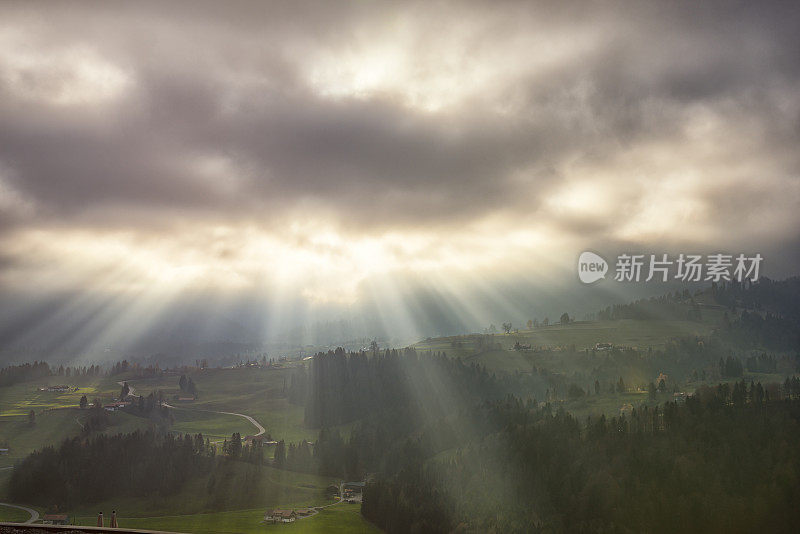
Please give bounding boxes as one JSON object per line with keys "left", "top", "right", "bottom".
{"left": 74, "top": 504, "right": 378, "bottom": 534}
{"left": 0, "top": 378, "right": 112, "bottom": 417}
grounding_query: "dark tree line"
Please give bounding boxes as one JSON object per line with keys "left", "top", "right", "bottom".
{"left": 303, "top": 347, "right": 549, "bottom": 430}
{"left": 712, "top": 278, "right": 800, "bottom": 351}
{"left": 363, "top": 382, "right": 800, "bottom": 533}
{"left": 717, "top": 309, "right": 799, "bottom": 352}
{"left": 719, "top": 355, "right": 744, "bottom": 377}
{"left": 597, "top": 291, "right": 702, "bottom": 321}
{"left": 9, "top": 427, "right": 280, "bottom": 512}
{"left": 0, "top": 361, "right": 104, "bottom": 387}
{"left": 9, "top": 430, "right": 214, "bottom": 507}
{"left": 747, "top": 353, "right": 778, "bottom": 373}
{"left": 0, "top": 361, "right": 51, "bottom": 387}
{"left": 714, "top": 277, "right": 800, "bottom": 321}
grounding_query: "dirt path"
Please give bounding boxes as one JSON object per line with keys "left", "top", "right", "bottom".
{"left": 124, "top": 379, "right": 265, "bottom": 439}
{"left": 0, "top": 502, "right": 39, "bottom": 524}
{"left": 162, "top": 403, "right": 265, "bottom": 437}
{"left": 211, "top": 410, "right": 265, "bottom": 437}
{"left": 294, "top": 482, "right": 346, "bottom": 520}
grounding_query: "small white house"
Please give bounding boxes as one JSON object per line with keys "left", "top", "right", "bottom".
{"left": 265, "top": 510, "right": 296, "bottom": 523}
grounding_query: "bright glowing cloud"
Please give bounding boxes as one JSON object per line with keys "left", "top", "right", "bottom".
{"left": 0, "top": 0, "right": 797, "bottom": 348}
{"left": 0, "top": 31, "right": 131, "bottom": 106}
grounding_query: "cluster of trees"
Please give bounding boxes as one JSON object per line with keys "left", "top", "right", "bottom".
{"left": 220, "top": 433, "right": 266, "bottom": 465}
{"left": 784, "top": 376, "right": 800, "bottom": 398}
{"left": 52, "top": 364, "right": 104, "bottom": 378}
{"left": 709, "top": 278, "right": 800, "bottom": 351}
{"left": 0, "top": 361, "right": 51, "bottom": 387}
{"left": 363, "top": 382, "right": 800, "bottom": 533}
{"left": 713, "top": 277, "right": 800, "bottom": 320}
{"left": 287, "top": 366, "right": 307, "bottom": 405}
{"left": 10, "top": 427, "right": 280, "bottom": 511}
{"left": 303, "top": 348, "right": 516, "bottom": 429}
{"left": 271, "top": 439, "right": 314, "bottom": 471}
{"left": 80, "top": 399, "right": 110, "bottom": 433}
{"left": 717, "top": 309, "right": 799, "bottom": 352}
{"left": 719, "top": 355, "right": 744, "bottom": 377}
{"left": 597, "top": 291, "right": 702, "bottom": 321}
{"left": 0, "top": 358, "right": 205, "bottom": 390}
{"left": 302, "top": 347, "right": 577, "bottom": 431}
{"left": 9, "top": 430, "right": 214, "bottom": 507}
{"left": 178, "top": 374, "right": 198, "bottom": 397}
{"left": 746, "top": 352, "right": 778, "bottom": 373}
{"left": 0, "top": 361, "right": 107, "bottom": 387}
{"left": 288, "top": 340, "right": 800, "bottom": 532}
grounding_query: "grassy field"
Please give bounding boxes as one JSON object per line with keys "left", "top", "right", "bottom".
{"left": 0, "top": 406, "right": 154, "bottom": 468}
{"left": 123, "top": 367, "right": 315, "bottom": 443}
{"left": 73, "top": 503, "right": 377, "bottom": 534}
{"left": 0, "top": 373, "right": 146, "bottom": 467}
{"left": 59, "top": 458, "right": 337, "bottom": 518}
{"left": 414, "top": 318, "right": 723, "bottom": 375}
{"left": 417, "top": 319, "right": 718, "bottom": 354}
{"left": 0, "top": 374, "right": 125, "bottom": 416}
{"left": 0, "top": 365, "right": 325, "bottom": 470}
{"left": 0, "top": 503, "right": 33, "bottom": 523}
{"left": 170, "top": 409, "right": 254, "bottom": 442}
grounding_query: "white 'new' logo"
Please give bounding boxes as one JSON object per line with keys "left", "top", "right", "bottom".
{"left": 578, "top": 251, "right": 608, "bottom": 284}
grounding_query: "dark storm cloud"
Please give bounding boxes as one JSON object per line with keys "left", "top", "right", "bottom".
{"left": 0, "top": 0, "right": 798, "bottom": 251}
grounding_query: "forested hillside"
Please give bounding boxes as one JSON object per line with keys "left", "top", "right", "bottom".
{"left": 363, "top": 382, "right": 800, "bottom": 533}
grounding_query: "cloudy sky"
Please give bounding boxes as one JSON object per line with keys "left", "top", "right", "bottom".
{"left": 0, "top": 1, "right": 799, "bottom": 351}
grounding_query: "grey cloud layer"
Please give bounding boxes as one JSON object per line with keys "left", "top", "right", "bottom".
{"left": 0, "top": 0, "right": 798, "bottom": 242}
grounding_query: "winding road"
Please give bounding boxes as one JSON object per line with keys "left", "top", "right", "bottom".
{"left": 164, "top": 404, "right": 266, "bottom": 437}
{"left": 0, "top": 502, "right": 39, "bottom": 524}
{"left": 123, "top": 379, "right": 266, "bottom": 439}
{"left": 212, "top": 410, "right": 265, "bottom": 437}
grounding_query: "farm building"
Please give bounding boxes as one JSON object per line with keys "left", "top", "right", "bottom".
{"left": 104, "top": 401, "right": 130, "bottom": 412}
{"left": 245, "top": 435, "right": 277, "bottom": 445}
{"left": 672, "top": 392, "right": 689, "bottom": 403}
{"left": 39, "top": 385, "right": 74, "bottom": 392}
{"left": 42, "top": 514, "right": 69, "bottom": 525}
{"left": 265, "top": 510, "right": 296, "bottom": 523}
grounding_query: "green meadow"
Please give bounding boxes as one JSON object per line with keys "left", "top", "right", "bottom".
{"left": 0, "top": 297, "right": 787, "bottom": 532}
{"left": 122, "top": 367, "right": 315, "bottom": 443}
{"left": 73, "top": 504, "right": 377, "bottom": 534}
{"left": 0, "top": 503, "right": 33, "bottom": 523}
{"left": 0, "top": 405, "right": 153, "bottom": 468}
{"left": 417, "top": 318, "right": 718, "bottom": 354}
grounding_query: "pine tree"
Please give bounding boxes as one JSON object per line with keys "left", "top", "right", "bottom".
{"left": 274, "top": 440, "right": 286, "bottom": 468}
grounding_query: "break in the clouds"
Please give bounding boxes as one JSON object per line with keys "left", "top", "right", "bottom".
{"left": 0, "top": 0, "right": 799, "bottom": 304}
